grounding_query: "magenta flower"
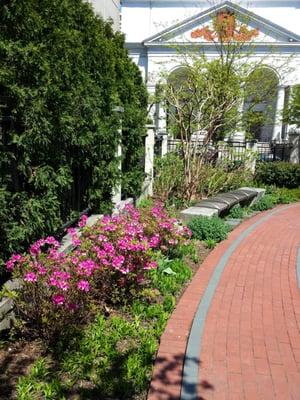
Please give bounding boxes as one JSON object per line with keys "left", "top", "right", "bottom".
{"left": 52, "top": 294, "right": 65, "bottom": 305}
{"left": 6, "top": 254, "right": 22, "bottom": 270}
{"left": 37, "top": 264, "right": 47, "bottom": 275}
{"left": 112, "top": 255, "right": 125, "bottom": 269}
{"left": 79, "top": 214, "right": 88, "bottom": 228}
{"left": 144, "top": 261, "right": 158, "bottom": 270}
{"left": 24, "top": 272, "right": 37, "bottom": 282}
{"left": 77, "top": 259, "right": 95, "bottom": 276}
{"left": 77, "top": 280, "right": 90, "bottom": 292}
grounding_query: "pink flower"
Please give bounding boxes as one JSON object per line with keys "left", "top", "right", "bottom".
{"left": 103, "top": 224, "right": 116, "bottom": 232}
{"left": 77, "top": 280, "right": 90, "bottom": 292}
{"left": 77, "top": 259, "right": 95, "bottom": 276}
{"left": 30, "top": 239, "right": 45, "bottom": 256}
{"left": 111, "top": 255, "right": 125, "bottom": 269}
{"left": 44, "top": 236, "right": 60, "bottom": 248}
{"left": 144, "top": 261, "right": 158, "bottom": 270}
{"left": 37, "top": 264, "right": 47, "bottom": 275}
{"left": 52, "top": 294, "right": 65, "bottom": 305}
{"left": 24, "top": 272, "right": 37, "bottom": 282}
{"left": 103, "top": 242, "right": 115, "bottom": 254}
{"left": 57, "top": 281, "right": 69, "bottom": 291}
{"left": 79, "top": 214, "right": 88, "bottom": 228}
{"left": 97, "top": 234, "right": 107, "bottom": 242}
{"left": 6, "top": 254, "right": 22, "bottom": 271}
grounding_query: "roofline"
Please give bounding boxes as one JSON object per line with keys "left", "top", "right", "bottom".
{"left": 143, "top": 41, "right": 300, "bottom": 47}
{"left": 142, "top": 0, "right": 300, "bottom": 44}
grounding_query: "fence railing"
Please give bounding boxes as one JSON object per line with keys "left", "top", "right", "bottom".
{"left": 165, "top": 138, "right": 293, "bottom": 163}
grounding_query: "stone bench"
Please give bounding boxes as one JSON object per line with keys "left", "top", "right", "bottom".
{"left": 180, "top": 187, "right": 265, "bottom": 222}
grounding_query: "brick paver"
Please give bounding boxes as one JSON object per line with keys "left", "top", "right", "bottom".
{"left": 148, "top": 204, "right": 300, "bottom": 400}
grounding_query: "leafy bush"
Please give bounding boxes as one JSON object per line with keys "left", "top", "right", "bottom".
{"left": 0, "top": 0, "right": 147, "bottom": 270}
{"left": 153, "top": 153, "right": 253, "bottom": 204}
{"left": 204, "top": 239, "right": 217, "bottom": 249}
{"left": 187, "top": 216, "right": 229, "bottom": 242}
{"left": 153, "top": 153, "right": 184, "bottom": 202}
{"left": 7, "top": 204, "right": 190, "bottom": 342}
{"left": 250, "top": 195, "right": 275, "bottom": 211}
{"left": 228, "top": 204, "right": 244, "bottom": 219}
{"left": 265, "top": 187, "right": 300, "bottom": 204}
{"left": 255, "top": 162, "right": 300, "bottom": 188}
{"left": 198, "top": 162, "right": 253, "bottom": 198}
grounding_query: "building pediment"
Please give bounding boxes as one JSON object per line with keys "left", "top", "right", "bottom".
{"left": 143, "top": 1, "right": 300, "bottom": 46}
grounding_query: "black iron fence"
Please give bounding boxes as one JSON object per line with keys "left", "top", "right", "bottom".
{"left": 165, "top": 138, "right": 292, "bottom": 163}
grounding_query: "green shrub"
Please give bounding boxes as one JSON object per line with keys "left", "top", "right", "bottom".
{"left": 0, "top": 0, "right": 147, "bottom": 269}
{"left": 187, "top": 216, "right": 229, "bottom": 242}
{"left": 198, "top": 162, "right": 253, "bottom": 199}
{"left": 204, "top": 238, "right": 217, "bottom": 249}
{"left": 268, "top": 187, "right": 300, "bottom": 204}
{"left": 153, "top": 153, "right": 184, "bottom": 202}
{"left": 228, "top": 204, "right": 244, "bottom": 219}
{"left": 255, "top": 162, "right": 300, "bottom": 188}
{"left": 250, "top": 195, "right": 275, "bottom": 211}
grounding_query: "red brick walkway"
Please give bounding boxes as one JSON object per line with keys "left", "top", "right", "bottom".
{"left": 148, "top": 204, "right": 300, "bottom": 400}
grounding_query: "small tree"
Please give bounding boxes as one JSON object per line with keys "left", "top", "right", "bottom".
{"left": 157, "top": 9, "right": 286, "bottom": 200}
{"left": 161, "top": 57, "right": 241, "bottom": 200}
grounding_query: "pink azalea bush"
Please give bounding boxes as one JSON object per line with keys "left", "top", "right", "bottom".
{"left": 6, "top": 204, "right": 191, "bottom": 341}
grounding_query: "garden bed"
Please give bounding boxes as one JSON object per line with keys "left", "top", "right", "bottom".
{"left": 1, "top": 187, "right": 299, "bottom": 400}
{"left": 0, "top": 203, "right": 209, "bottom": 400}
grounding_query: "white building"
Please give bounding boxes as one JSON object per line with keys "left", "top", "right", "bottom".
{"left": 122, "top": 0, "right": 300, "bottom": 142}
{"left": 90, "top": 0, "right": 121, "bottom": 30}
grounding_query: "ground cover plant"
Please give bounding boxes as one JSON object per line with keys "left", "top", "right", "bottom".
{"left": 1, "top": 203, "right": 201, "bottom": 399}
{"left": 187, "top": 216, "right": 229, "bottom": 243}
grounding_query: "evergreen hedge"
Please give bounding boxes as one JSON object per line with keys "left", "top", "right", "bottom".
{"left": 0, "top": 0, "right": 147, "bottom": 271}
{"left": 255, "top": 162, "right": 300, "bottom": 189}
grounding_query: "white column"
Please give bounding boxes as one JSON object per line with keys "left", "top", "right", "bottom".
{"left": 112, "top": 137, "right": 122, "bottom": 204}
{"left": 289, "top": 132, "right": 300, "bottom": 164}
{"left": 160, "top": 133, "right": 168, "bottom": 156}
{"left": 112, "top": 106, "right": 124, "bottom": 205}
{"left": 272, "top": 86, "right": 285, "bottom": 142}
{"left": 157, "top": 102, "right": 167, "bottom": 132}
{"left": 246, "top": 140, "right": 258, "bottom": 173}
{"left": 142, "top": 124, "right": 155, "bottom": 197}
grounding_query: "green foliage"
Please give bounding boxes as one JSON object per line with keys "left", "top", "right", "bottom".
{"left": 255, "top": 162, "right": 300, "bottom": 189}
{"left": 187, "top": 216, "right": 229, "bottom": 242}
{"left": 284, "top": 85, "right": 300, "bottom": 128}
{"left": 153, "top": 153, "right": 253, "bottom": 205}
{"left": 250, "top": 195, "right": 275, "bottom": 211}
{"left": 228, "top": 204, "right": 244, "bottom": 219}
{"left": 197, "top": 161, "right": 253, "bottom": 199}
{"left": 0, "top": 0, "right": 147, "bottom": 269}
{"left": 153, "top": 152, "right": 184, "bottom": 202}
{"left": 204, "top": 238, "right": 217, "bottom": 249}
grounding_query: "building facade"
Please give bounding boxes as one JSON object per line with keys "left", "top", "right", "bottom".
{"left": 122, "top": 0, "right": 300, "bottom": 142}
{"left": 90, "top": 0, "right": 121, "bottom": 30}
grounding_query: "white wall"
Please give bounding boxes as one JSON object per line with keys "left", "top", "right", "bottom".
{"left": 89, "top": 0, "right": 121, "bottom": 30}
